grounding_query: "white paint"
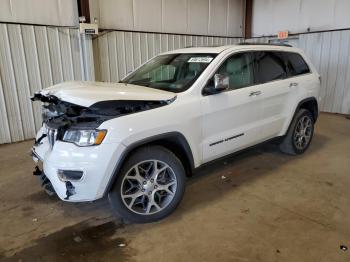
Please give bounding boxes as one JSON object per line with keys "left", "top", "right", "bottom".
{"left": 252, "top": 0, "right": 350, "bottom": 37}
{"left": 247, "top": 30, "right": 350, "bottom": 115}
{"left": 39, "top": 81, "right": 176, "bottom": 107}
{"left": 31, "top": 44, "right": 320, "bottom": 203}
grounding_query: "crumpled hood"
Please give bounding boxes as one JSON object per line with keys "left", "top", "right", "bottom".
{"left": 38, "top": 81, "right": 176, "bottom": 107}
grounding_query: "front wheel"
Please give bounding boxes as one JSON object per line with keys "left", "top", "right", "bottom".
{"left": 108, "top": 146, "right": 186, "bottom": 223}
{"left": 280, "top": 109, "right": 315, "bottom": 155}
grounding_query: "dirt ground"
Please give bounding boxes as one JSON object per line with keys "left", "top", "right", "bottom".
{"left": 0, "top": 113, "right": 349, "bottom": 262}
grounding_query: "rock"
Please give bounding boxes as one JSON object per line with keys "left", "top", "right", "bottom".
{"left": 73, "top": 236, "right": 82, "bottom": 243}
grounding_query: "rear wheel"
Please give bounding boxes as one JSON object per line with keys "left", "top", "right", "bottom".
{"left": 108, "top": 146, "right": 186, "bottom": 223}
{"left": 280, "top": 109, "right": 314, "bottom": 155}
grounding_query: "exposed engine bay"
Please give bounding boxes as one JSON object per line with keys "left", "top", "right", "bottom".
{"left": 31, "top": 93, "right": 175, "bottom": 141}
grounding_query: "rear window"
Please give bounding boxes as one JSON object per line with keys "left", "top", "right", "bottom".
{"left": 284, "top": 52, "right": 310, "bottom": 76}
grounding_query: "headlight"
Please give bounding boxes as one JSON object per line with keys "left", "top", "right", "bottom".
{"left": 62, "top": 129, "right": 107, "bottom": 146}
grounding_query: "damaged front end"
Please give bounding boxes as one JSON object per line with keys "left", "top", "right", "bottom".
{"left": 32, "top": 93, "right": 173, "bottom": 136}
{"left": 32, "top": 92, "right": 174, "bottom": 147}
{"left": 30, "top": 91, "right": 175, "bottom": 200}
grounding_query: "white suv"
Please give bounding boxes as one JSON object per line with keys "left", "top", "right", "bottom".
{"left": 31, "top": 44, "right": 320, "bottom": 223}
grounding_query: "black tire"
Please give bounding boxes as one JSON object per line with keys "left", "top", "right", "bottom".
{"left": 280, "top": 109, "right": 314, "bottom": 155}
{"left": 108, "top": 146, "right": 186, "bottom": 223}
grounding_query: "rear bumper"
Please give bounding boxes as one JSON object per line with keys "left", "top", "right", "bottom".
{"left": 31, "top": 131, "right": 126, "bottom": 202}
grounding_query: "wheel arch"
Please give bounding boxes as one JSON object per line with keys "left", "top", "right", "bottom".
{"left": 103, "top": 132, "right": 194, "bottom": 196}
{"left": 297, "top": 97, "right": 319, "bottom": 122}
{"left": 287, "top": 97, "right": 319, "bottom": 131}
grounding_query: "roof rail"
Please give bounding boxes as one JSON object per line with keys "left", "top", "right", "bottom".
{"left": 238, "top": 42, "right": 293, "bottom": 47}
{"left": 184, "top": 45, "right": 222, "bottom": 48}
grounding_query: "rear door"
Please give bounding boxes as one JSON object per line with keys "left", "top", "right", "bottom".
{"left": 253, "top": 51, "right": 314, "bottom": 139}
{"left": 252, "top": 51, "right": 293, "bottom": 139}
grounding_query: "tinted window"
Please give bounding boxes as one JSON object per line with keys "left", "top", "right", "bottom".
{"left": 254, "top": 51, "right": 287, "bottom": 84}
{"left": 284, "top": 52, "right": 310, "bottom": 76}
{"left": 209, "top": 52, "right": 254, "bottom": 90}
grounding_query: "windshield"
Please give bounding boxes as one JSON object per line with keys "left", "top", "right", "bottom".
{"left": 121, "top": 53, "right": 217, "bottom": 93}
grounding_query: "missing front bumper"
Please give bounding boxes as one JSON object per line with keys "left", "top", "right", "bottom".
{"left": 33, "top": 166, "right": 56, "bottom": 196}
{"left": 31, "top": 147, "right": 77, "bottom": 200}
{"left": 32, "top": 166, "right": 77, "bottom": 200}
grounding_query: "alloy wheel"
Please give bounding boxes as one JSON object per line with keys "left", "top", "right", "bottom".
{"left": 120, "top": 160, "right": 177, "bottom": 215}
{"left": 294, "top": 115, "right": 313, "bottom": 150}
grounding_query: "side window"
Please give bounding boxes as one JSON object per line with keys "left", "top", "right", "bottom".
{"left": 284, "top": 52, "right": 310, "bottom": 76}
{"left": 212, "top": 52, "right": 254, "bottom": 90}
{"left": 254, "top": 51, "right": 287, "bottom": 84}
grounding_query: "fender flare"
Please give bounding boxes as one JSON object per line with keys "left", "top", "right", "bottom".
{"left": 296, "top": 96, "right": 318, "bottom": 119}
{"left": 103, "top": 132, "right": 194, "bottom": 196}
{"left": 285, "top": 97, "right": 319, "bottom": 134}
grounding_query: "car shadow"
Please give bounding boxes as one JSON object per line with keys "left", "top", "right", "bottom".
{"left": 60, "top": 133, "right": 329, "bottom": 222}
{"left": 170, "top": 133, "right": 329, "bottom": 219}
{"left": 63, "top": 133, "right": 329, "bottom": 221}
{"left": 0, "top": 134, "right": 329, "bottom": 261}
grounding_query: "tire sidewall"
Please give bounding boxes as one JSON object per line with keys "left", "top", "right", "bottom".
{"left": 291, "top": 109, "right": 314, "bottom": 154}
{"left": 108, "top": 146, "right": 186, "bottom": 223}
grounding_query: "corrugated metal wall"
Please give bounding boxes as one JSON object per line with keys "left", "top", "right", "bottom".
{"left": 0, "top": 24, "right": 240, "bottom": 145}
{"left": 1, "top": 25, "right": 349, "bottom": 145}
{"left": 252, "top": 0, "right": 350, "bottom": 37}
{"left": 94, "top": 29, "right": 350, "bottom": 114}
{"left": 0, "top": 0, "right": 78, "bottom": 27}
{"left": 93, "top": 30, "right": 241, "bottom": 82}
{"left": 0, "top": 23, "right": 91, "bottom": 144}
{"left": 91, "top": 0, "right": 243, "bottom": 37}
{"left": 247, "top": 30, "right": 350, "bottom": 115}
{"left": 299, "top": 31, "right": 350, "bottom": 114}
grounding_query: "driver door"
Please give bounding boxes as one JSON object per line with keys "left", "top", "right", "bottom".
{"left": 200, "top": 52, "right": 265, "bottom": 163}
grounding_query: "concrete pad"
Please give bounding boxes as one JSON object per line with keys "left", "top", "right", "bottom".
{"left": 0, "top": 113, "right": 349, "bottom": 261}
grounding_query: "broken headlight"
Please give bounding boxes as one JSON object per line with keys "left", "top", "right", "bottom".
{"left": 62, "top": 129, "right": 107, "bottom": 146}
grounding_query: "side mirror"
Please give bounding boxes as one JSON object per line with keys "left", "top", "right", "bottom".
{"left": 214, "top": 74, "right": 229, "bottom": 91}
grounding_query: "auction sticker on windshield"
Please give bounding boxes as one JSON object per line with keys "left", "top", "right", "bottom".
{"left": 188, "top": 57, "right": 213, "bottom": 63}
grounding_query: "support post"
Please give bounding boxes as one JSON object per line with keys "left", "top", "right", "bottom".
{"left": 244, "top": 0, "right": 253, "bottom": 39}
{"left": 77, "top": 0, "right": 91, "bottom": 23}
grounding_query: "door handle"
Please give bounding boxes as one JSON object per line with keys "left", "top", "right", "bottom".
{"left": 289, "top": 82, "right": 298, "bottom": 87}
{"left": 249, "top": 91, "right": 262, "bottom": 97}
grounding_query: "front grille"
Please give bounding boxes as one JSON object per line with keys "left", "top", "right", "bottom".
{"left": 47, "top": 128, "right": 57, "bottom": 149}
